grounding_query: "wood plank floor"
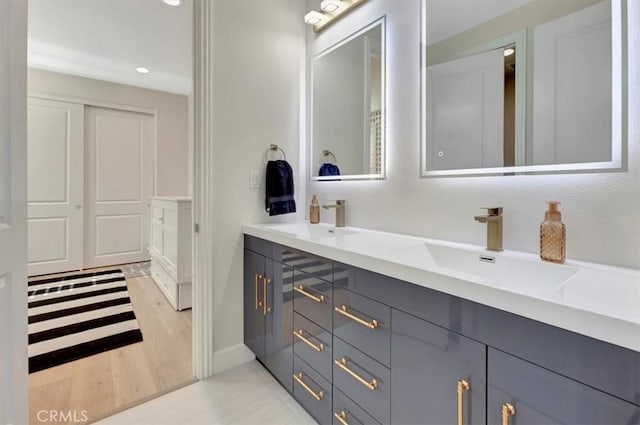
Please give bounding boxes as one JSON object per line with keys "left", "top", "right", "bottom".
{"left": 28, "top": 266, "right": 193, "bottom": 424}
{"left": 95, "top": 361, "right": 315, "bottom": 425}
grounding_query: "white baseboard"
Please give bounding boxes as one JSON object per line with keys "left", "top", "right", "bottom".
{"left": 212, "top": 344, "right": 255, "bottom": 374}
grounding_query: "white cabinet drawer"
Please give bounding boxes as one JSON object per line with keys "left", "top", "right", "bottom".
{"left": 151, "top": 260, "right": 178, "bottom": 309}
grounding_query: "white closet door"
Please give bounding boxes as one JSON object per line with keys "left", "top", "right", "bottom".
{"left": 84, "top": 106, "right": 154, "bottom": 268}
{"left": 532, "top": 1, "right": 612, "bottom": 165}
{"left": 27, "top": 98, "right": 84, "bottom": 276}
{"left": 426, "top": 49, "right": 504, "bottom": 170}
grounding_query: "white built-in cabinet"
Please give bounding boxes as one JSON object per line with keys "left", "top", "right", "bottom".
{"left": 149, "top": 197, "right": 192, "bottom": 310}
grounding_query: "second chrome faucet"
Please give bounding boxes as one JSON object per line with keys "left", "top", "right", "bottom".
{"left": 323, "top": 200, "right": 346, "bottom": 227}
{"left": 474, "top": 207, "right": 503, "bottom": 251}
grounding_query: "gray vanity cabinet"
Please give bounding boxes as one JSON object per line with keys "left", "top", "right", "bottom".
{"left": 391, "top": 310, "right": 486, "bottom": 425}
{"left": 243, "top": 246, "right": 294, "bottom": 392}
{"left": 487, "top": 348, "right": 640, "bottom": 425}
{"left": 244, "top": 235, "right": 640, "bottom": 425}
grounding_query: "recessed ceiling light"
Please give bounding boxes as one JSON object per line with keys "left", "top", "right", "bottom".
{"left": 163, "top": 0, "right": 182, "bottom": 5}
{"left": 504, "top": 48, "right": 515, "bottom": 57}
{"left": 136, "top": 67, "right": 150, "bottom": 74}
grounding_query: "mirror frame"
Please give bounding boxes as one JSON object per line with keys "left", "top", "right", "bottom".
{"left": 309, "top": 16, "right": 387, "bottom": 181}
{"left": 419, "top": 0, "right": 627, "bottom": 177}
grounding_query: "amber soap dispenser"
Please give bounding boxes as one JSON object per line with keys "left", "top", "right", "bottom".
{"left": 310, "top": 194, "right": 320, "bottom": 224}
{"left": 540, "top": 201, "right": 566, "bottom": 263}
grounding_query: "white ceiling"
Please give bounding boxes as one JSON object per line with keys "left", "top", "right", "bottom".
{"left": 28, "top": 0, "right": 193, "bottom": 95}
{"left": 425, "top": 0, "right": 533, "bottom": 44}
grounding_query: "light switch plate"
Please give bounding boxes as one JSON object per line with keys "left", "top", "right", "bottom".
{"left": 249, "top": 170, "right": 259, "bottom": 189}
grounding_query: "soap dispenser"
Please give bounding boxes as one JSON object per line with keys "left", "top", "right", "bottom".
{"left": 310, "top": 194, "right": 320, "bottom": 224}
{"left": 540, "top": 201, "right": 566, "bottom": 263}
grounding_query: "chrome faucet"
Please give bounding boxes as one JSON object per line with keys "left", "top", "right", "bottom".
{"left": 474, "top": 207, "right": 503, "bottom": 251}
{"left": 322, "top": 200, "right": 346, "bottom": 227}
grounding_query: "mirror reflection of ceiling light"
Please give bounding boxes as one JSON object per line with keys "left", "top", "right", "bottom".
{"left": 163, "top": 0, "right": 182, "bottom": 6}
{"left": 304, "top": 0, "right": 368, "bottom": 33}
{"left": 504, "top": 48, "right": 515, "bottom": 57}
{"left": 136, "top": 67, "right": 150, "bottom": 74}
{"left": 321, "top": 0, "right": 343, "bottom": 13}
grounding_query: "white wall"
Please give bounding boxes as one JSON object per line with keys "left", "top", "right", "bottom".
{"left": 307, "top": 0, "right": 640, "bottom": 269}
{"left": 27, "top": 69, "right": 191, "bottom": 197}
{"left": 208, "top": 0, "right": 305, "bottom": 361}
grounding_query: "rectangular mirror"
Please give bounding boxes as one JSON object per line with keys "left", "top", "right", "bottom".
{"left": 310, "top": 18, "right": 386, "bottom": 181}
{"left": 421, "top": 0, "right": 626, "bottom": 176}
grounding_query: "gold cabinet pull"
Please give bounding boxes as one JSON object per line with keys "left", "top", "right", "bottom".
{"left": 255, "top": 274, "right": 262, "bottom": 309}
{"left": 457, "top": 380, "right": 470, "bottom": 425}
{"left": 294, "top": 285, "right": 325, "bottom": 303}
{"left": 293, "top": 372, "right": 324, "bottom": 401}
{"left": 334, "top": 410, "right": 349, "bottom": 425}
{"left": 334, "top": 305, "right": 378, "bottom": 329}
{"left": 334, "top": 357, "right": 378, "bottom": 391}
{"left": 293, "top": 329, "right": 324, "bottom": 352}
{"left": 263, "top": 277, "right": 271, "bottom": 316}
{"left": 501, "top": 402, "right": 516, "bottom": 425}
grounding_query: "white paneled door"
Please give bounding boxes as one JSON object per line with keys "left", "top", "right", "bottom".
{"left": 84, "top": 106, "right": 154, "bottom": 268}
{"left": 1, "top": 0, "right": 28, "bottom": 422}
{"left": 426, "top": 49, "right": 505, "bottom": 170}
{"left": 27, "top": 98, "right": 84, "bottom": 276}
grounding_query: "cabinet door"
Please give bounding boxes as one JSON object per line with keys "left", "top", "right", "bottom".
{"left": 264, "top": 261, "right": 294, "bottom": 392}
{"left": 488, "top": 348, "right": 640, "bottom": 425}
{"left": 391, "top": 310, "right": 486, "bottom": 425}
{"left": 244, "top": 249, "right": 266, "bottom": 360}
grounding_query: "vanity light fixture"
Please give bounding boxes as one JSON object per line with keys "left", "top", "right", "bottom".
{"left": 136, "top": 67, "right": 150, "bottom": 74}
{"left": 304, "top": 11, "right": 327, "bottom": 26}
{"left": 321, "top": 0, "right": 343, "bottom": 13}
{"left": 305, "top": 0, "right": 369, "bottom": 33}
{"left": 504, "top": 48, "right": 515, "bottom": 57}
{"left": 163, "top": 0, "right": 182, "bottom": 6}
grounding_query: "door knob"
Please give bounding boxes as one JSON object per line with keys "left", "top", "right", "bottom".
{"left": 75, "top": 205, "right": 82, "bottom": 210}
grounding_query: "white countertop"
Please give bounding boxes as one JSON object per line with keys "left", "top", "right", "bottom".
{"left": 243, "top": 221, "right": 640, "bottom": 353}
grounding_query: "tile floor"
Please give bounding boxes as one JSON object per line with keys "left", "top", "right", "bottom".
{"left": 95, "top": 361, "right": 316, "bottom": 425}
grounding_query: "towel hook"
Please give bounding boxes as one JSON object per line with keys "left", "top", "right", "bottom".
{"left": 322, "top": 150, "right": 337, "bottom": 164}
{"left": 265, "top": 144, "right": 287, "bottom": 162}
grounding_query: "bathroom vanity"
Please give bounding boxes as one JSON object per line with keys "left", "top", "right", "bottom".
{"left": 243, "top": 222, "right": 639, "bottom": 425}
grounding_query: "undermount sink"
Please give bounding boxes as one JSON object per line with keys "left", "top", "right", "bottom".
{"left": 263, "top": 222, "right": 358, "bottom": 240}
{"left": 423, "top": 242, "right": 579, "bottom": 295}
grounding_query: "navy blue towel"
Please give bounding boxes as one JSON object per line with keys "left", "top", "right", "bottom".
{"left": 265, "top": 160, "right": 297, "bottom": 216}
{"left": 319, "top": 163, "right": 341, "bottom": 177}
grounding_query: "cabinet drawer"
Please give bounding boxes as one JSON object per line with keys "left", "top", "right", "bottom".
{"left": 293, "top": 271, "right": 333, "bottom": 331}
{"left": 333, "top": 288, "right": 391, "bottom": 367}
{"left": 333, "top": 387, "right": 381, "bottom": 425}
{"left": 163, "top": 207, "right": 177, "bottom": 230}
{"left": 293, "top": 312, "right": 333, "bottom": 382}
{"left": 151, "top": 260, "right": 177, "bottom": 309}
{"left": 283, "top": 249, "right": 333, "bottom": 283}
{"left": 333, "top": 338, "right": 390, "bottom": 425}
{"left": 487, "top": 348, "right": 640, "bottom": 425}
{"left": 293, "top": 355, "right": 333, "bottom": 425}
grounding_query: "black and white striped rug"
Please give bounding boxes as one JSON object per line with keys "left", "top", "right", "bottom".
{"left": 27, "top": 269, "right": 143, "bottom": 373}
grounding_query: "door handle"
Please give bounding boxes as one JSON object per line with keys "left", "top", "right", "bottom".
{"left": 501, "top": 403, "right": 516, "bottom": 425}
{"left": 75, "top": 205, "right": 82, "bottom": 210}
{"left": 263, "top": 276, "right": 271, "bottom": 316}
{"left": 457, "top": 380, "right": 470, "bottom": 425}
{"left": 255, "top": 274, "right": 263, "bottom": 310}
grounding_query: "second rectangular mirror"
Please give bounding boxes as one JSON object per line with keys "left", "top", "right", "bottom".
{"left": 310, "top": 17, "right": 386, "bottom": 181}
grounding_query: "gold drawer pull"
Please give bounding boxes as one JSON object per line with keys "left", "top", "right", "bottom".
{"left": 334, "top": 357, "right": 378, "bottom": 391}
{"left": 334, "top": 410, "right": 349, "bottom": 425}
{"left": 293, "top": 372, "right": 324, "bottom": 401}
{"left": 501, "top": 402, "right": 515, "bottom": 425}
{"left": 294, "top": 285, "right": 325, "bottom": 303}
{"left": 335, "top": 305, "right": 378, "bottom": 329}
{"left": 293, "top": 329, "right": 324, "bottom": 352}
{"left": 457, "top": 380, "right": 470, "bottom": 425}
